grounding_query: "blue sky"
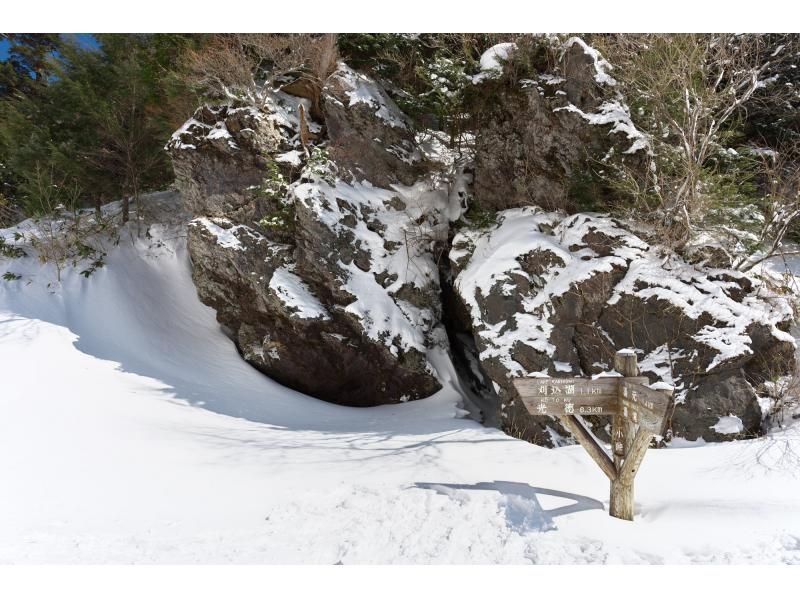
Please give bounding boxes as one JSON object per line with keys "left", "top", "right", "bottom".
{"left": 0, "top": 34, "right": 99, "bottom": 61}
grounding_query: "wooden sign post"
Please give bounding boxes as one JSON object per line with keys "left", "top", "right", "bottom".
{"left": 512, "top": 350, "right": 672, "bottom": 521}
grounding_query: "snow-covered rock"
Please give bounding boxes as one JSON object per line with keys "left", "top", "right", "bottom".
{"left": 166, "top": 103, "right": 285, "bottom": 219}
{"left": 169, "top": 70, "right": 448, "bottom": 407}
{"left": 166, "top": 55, "right": 795, "bottom": 443}
{"left": 322, "top": 62, "right": 428, "bottom": 187}
{"left": 471, "top": 36, "right": 647, "bottom": 213}
{"left": 450, "top": 208, "right": 796, "bottom": 444}
{"left": 184, "top": 186, "right": 446, "bottom": 406}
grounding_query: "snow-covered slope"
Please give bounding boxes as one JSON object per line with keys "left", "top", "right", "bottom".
{"left": 1, "top": 200, "right": 800, "bottom": 564}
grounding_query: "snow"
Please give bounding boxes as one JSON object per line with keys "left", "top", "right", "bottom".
{"left": 268, "top": 266, "right": 330, "bottom": 320}
{"left": 471, "top": 42, "right": 518, "bottom": 84}
{"left": 539, "top": 74, "right": 565, "bottom": 86}
{"left": 2, "top": 197, "right": 800, "bottom": 564}
{"left": 548, "top": 38, "right": 650, "bottom": 156}
{"left": 711, "top": 415, "right": 745, "bottom": 435}
{"left": 755, "top": 74, "right": 781, "bottom": 89}
{"left": 190, "top": 217, "right": 263, "bottom": 251}
{"left": 762, "top": 243, "right": 800, "bottom": 283}
{"left": 637, "top": 344, "right": 685, "bottom": 399}
{"left": 166, "top": 92, "right": 322, "bottom": 158}
{"left": 749, "top": 147, "right": 779, "bottom": 159}
{"left": 292, "top": 175, "right": 447, "bottom": 357}
{"left": 480, "top": 42, "right": 517, "bottom": 72}
{"left": 416, "top": 130, "right": 474, "bottom": 222}
{"left": 562, "top": 37, "right": 616, "bottom": 86}
{"left": 206, "top": 122, "right": 239, "bottom": 149}
{"left": 275, "top": 149, "right": 304, "bottom": 167}
{"left": 332, "top": 62, "right": 410, "bottom": 130}
{"left": 453, "top": 209, "right": 566, "bottom": 373}
{"left": 166, "top": 117, "right": 207, "bottom": 150}
{"left": 649, "top": 381, "right": 676, "bottom": 392}
{"left": 555, "top": 100, "right": 649, "bottom": 155}
{"left": 263, "top": 91, "right": 322, "bottom": 137}
{"left": 609, "top": 256, "right": 796, "bottom": 372}
{"left": 452, "top": 210, "right": 648, "bottom": 377}
{"left": 167, "top": 112, "right": 249, "bottom": 152}
{"left": 592, "top": 371, "right": 622, "bottom": 379}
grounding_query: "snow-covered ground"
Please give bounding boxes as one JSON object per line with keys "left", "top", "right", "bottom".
{"left": 1, "top": 201, "right": 800, "bottom": 564}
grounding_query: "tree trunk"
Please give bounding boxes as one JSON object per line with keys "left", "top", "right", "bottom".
{"left": 132, "top": 176, "right": 141, "bottom": 237}
{"left": 122, "top": 196, "right": 129, "bottom": 223}
{"left": 134, "top": 192, "right": 141, "bottom": 237}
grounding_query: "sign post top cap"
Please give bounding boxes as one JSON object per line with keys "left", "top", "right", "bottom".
{"left": 649, "top": 381, "right": 675, "bottom": 392}
{"left": 592, "top": 371, "right": 623, "bottom": 379}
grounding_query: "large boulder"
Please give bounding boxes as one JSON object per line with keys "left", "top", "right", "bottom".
{"left": 185, "top": 198, "right": 443, "bottom": 407}
{"left": 450, "top": 208, "right": 796, "bottom": 444}
{"left": 168, "top": 72, "right": 447, "bottom": 407}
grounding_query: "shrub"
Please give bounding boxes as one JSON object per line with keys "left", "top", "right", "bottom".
{"left": 0, "top": 235, "right": 27, "bottom": 258}
{"left": 596, "top": 34, "right": 800, "bottom": 250}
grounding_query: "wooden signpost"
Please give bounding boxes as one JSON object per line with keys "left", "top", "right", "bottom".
{"left": 512, "top": 350, "right": 672, "bottom": 521}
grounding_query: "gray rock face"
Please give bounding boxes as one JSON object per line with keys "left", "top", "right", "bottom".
{"left": 672, "top": 372, "right": 763, "bottom": 442}
{"left": 169, "top": 75, "right": 445, "bottom": 408}
{"left": 471, "top": 38, "right": 645, "bottom": 213}
{"left": 472, "top": 84, "right": 592, "bottom": 212}
{"left": 450, "top": 208, "right": 796, "bottom": 444}
{"left": 167, "top": 104, "right": 284, "bottom": 220}
{"left": 323, "top": 63, "right": 428, "bottom": 187}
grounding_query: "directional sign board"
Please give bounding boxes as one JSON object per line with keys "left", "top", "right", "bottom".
{"left": 511, "top": 351, "right": 673, "bottom": 522}
{"left": 619, "top": 380, "right": 671, "bottom": 431}
{"left": 513, "top": 377, "right": 618, "bottom": 416}
{"left": 513, "top": 376, "right": 651, "bottom": 417}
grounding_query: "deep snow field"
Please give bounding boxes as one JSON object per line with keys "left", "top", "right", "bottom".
{"left": 1, "top": 195, "right": 800, "bottom": 565}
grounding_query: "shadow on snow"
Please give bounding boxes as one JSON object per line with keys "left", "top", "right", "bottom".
{"left": 415, "top": 481, "right": 604, "bottom": 532}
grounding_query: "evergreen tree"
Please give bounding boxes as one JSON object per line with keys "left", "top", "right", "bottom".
{"left": 0, "top": 33, "right": 205, "bottom": 221}
{"left": 0, "top": 33, "right": 61, "bottom": 98}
